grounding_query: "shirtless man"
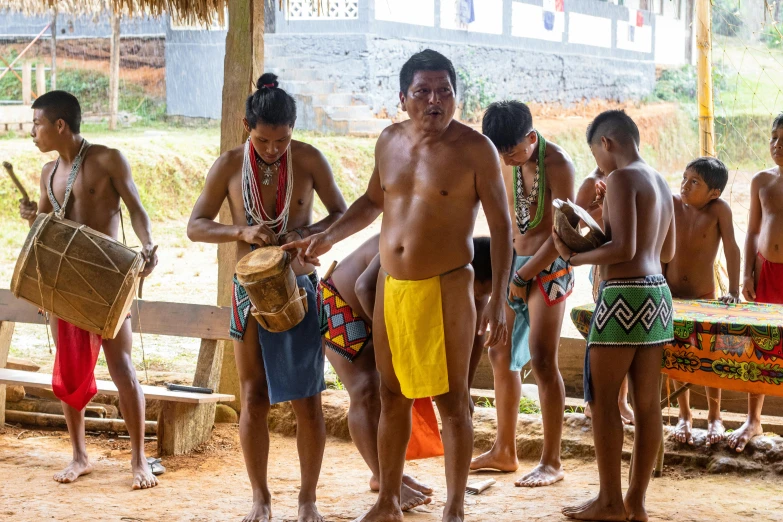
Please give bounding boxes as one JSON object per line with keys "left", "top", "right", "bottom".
{"left": 18, "top": 91, "right": 159, "bottom": 490}
{"left": 187, "top": 73, "right": 347, "bottom": 522}
{"left": 318, "top": 236, "right": 494, "bottom": 511}
{"left": 554, "top": 110, "right": 675, "bottom": 522}
{"left": 735, "top": 112, "right": 783, "bottom": 453}
{"left": 472, "top": 101, "right": 575, "bottom": 488}
{"left": 576, "top": 168, "right": 635, "bottom": 425}
{"left": 665, "top": 157, "right": 741, "bottom": 447}
{"left": 286, "top": 50, "right": 512, "bottom": 522}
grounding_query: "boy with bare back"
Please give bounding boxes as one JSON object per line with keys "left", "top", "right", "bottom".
{"left": 286, "top": 50, "right": 513, "bottom": 522}
{"left": 554, "top": 110, "right": 675, "bottom": 522}
{"left": 187, "top": 73, "right": 348, "bottom": 522}
{"left": 472, "top": 101, "right": 575, "bottom": 488}
{"left": 576, "top": 168, "right": 635, "bottom": 425}
{"left": 665, "top": 157, "right": 741, "bottom": 447}
{"left": 18, "top": 91, "right": 159, "bottom": 490}
{"left": 318, "top": 236, "right": 494, "bottom": 512}
{"left": 735, "top": 112, "right": 783, "bottom": 453}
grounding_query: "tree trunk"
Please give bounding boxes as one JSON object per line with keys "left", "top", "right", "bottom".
{"left": 108, "top": 12, "right": 121, "bottom": 130}
{"left": 685, "top": 0, "right": 695, "bottom": 64}
{"left": 217, "top": 0, "right": 265, "bottom": 412}
{"left": 50, "top": 7, "right": 56, "bottom": 90}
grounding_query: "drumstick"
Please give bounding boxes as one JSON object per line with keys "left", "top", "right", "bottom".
{"left": 137, "top": 245, "right": 158, "bottom": 299}
{"left": 322, "top": 260, "right": 338, "bottom": 281}
{"left": 2, "top": 162, "right": 30, "bottom": 203}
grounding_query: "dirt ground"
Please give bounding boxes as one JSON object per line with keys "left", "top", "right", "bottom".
{"left": 0, "top": 424, "right": 780, "bottom": 522}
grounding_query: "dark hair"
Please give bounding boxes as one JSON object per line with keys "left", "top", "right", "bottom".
{"left": 245, "top": 73, "right": 297, "bottom": 128}
{"left": 31, "top": 90, "right": 81, "bottom": 133}
{"left": 773, "top": 112, "right": 783, "bottom": 130}
{"left": 586, "top": 110, "right": 640, "bottom": 147}
{"left": 471, "top": 236, "right": 492, "bottom": 283}
{"left": 686, "top": 156, "right": 729, "bottom": 192}
{"left": 482, "top": 100, "right": 533, "bottom": 153}
{"left": 399, "top": 49, "right": 457, "bottom": 95}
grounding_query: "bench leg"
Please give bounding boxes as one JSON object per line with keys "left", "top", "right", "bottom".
{"left": 0, "top": 321, "right": 15, "bottom": 426}
{"left": 157, "top": 339, "right": 223, "bottom": 456}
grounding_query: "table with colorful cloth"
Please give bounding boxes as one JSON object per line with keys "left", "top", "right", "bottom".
{"left": 571, "top": 299, "right": 783, "bottom": 396}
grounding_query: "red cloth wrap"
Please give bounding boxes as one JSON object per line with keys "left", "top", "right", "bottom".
{"left": 405, "top": 398, "right": 445, "bottom": 460}
{"left": 756, "top": 253, "right": 783, "bottom": 305}
{"left": 52, "top": 319, "right": 102, "bottom": 411}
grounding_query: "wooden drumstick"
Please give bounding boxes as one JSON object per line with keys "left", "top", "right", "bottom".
{"left": 322, "top": 260, "right": 338, "bottom": 281}
{"left": 2, "top": 161, "right": 30, "bottom": 203}
{"left": 137, "top": 245, "right": 158, "bottom": 299}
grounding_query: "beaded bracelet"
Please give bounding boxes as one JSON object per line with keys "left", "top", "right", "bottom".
{"left": 512, "top": 272, "right": 531, "bottom": 288}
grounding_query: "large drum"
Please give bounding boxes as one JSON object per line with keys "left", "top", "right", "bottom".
{"left": 236, "top": 246, "right": 307, "bottom": 333}
{"left": 11, "top": 213, "right": 144, "bottom": 339}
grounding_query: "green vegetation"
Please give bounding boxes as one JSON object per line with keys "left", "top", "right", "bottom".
{"left": 519, "top": 397, "right": 541, "bottom": 415}
{"left": 475, "top": 397, "right": 494, "bottom": 408}
{"left": 457, "top": 68, "right": 496, "bottom": 123}
{"left": 761, "top": 23, "right": 783, "bottom": 50}
{"left": 712, "top": 0, "right": 743, "bottom": 37}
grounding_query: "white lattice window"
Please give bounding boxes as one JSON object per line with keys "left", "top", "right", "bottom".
{"left": 287, "top": 0, "right": 359, "bottom": 19}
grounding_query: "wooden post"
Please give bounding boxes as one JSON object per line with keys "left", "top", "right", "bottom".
{"left": 696, "top": 0, "right": 715, "bottom": 156}
{"left": 108, "top": 12, "right": 121, "bottom": 130}
{"left": 0, "top": 322, "right": 16, "bottom": 425}
{"left": 50, "top": 7, "right": 57, "bottom": 91}
{"left": 22, "top": 63, "right": 32, "bottom": 105}
{"left": 217, "top": 0, "right": 265, "bottom": 412}
{"left": 36, "top": 63, "right": 46, "bottom": 96}
{"left": 157, "top": 339, "right": 224, "bottom": 455}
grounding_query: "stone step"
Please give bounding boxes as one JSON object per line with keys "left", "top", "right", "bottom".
{"left": 324, "top": 105, "right": 376, "bottom": 120}
{"left": 346, "top": 119, "right": 393, "bottom": 136}
{"left": 307, "top": 93, "right": 356, "bottom": 107}
{"left": 281, "top": 80, "right": 336, "bottom": 95}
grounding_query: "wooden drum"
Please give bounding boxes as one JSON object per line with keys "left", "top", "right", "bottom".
{"left": 236, "top": 246, "right": 308, "bottom": 333}
{"left": 11, "top": 213, "right": 144, "bottom": 339}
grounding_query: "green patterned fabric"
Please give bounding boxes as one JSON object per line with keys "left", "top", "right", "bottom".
{"left": 588, "top": 275, "right": 674, "bottom": 348}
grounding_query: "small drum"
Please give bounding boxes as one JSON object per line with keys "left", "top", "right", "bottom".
{"left": 11, "top": 213, "right": 144, "bottom": 339}
{"left": 236, "top": 246, "right": 308, "bottom": 333}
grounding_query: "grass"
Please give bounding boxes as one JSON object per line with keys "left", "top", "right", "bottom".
{"left": 519, "top": 397, "right": 541, "bottom": 415}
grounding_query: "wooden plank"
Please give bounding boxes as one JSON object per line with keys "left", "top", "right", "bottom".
{"left": 0, "top": 321, "right": 15, "bottom": 425}
{"left": 6, "top": 410, "right": 156, "bottom": 436}
{"left": 22, "top": 62, "right": 31, "bottom": 105}
{"left": 0, "top": 369, "right": 234, "bottom": 404}
{"left": 158, "top": 339, "right": 225, "bottom": 456}
{"left": 0, "top": 289, "right": 232, "bottom": 340}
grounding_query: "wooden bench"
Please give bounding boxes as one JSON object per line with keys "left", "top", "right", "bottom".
{"left": 0, "top": 288, "right": 235, "bottom": 455}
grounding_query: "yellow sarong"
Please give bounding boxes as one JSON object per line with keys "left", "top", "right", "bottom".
{"left": 384, "top": 274, "right": 449, "bottom": 399}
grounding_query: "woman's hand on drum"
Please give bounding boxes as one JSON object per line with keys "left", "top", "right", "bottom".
{"left": 240, "top": 224, "right": 278, "bottom": 247}
{"left": 282, "top": 231, "right": 334, "bottom": 266}
{"left": 140, "top": 244, "right": 159, "bottom": 278}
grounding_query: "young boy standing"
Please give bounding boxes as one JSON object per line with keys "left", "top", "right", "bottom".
{"left": 665, "top": 157, "right": 741, "bottom": 447}
{"left": 734, "top": 113, "right": 783, "bottom": 453}
{"left": 554, "top": 110, "right": 675, "bottom": 521}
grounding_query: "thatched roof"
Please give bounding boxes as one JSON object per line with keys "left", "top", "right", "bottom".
{"left": 1, "top": 0, "right": 227, "bottom": 25}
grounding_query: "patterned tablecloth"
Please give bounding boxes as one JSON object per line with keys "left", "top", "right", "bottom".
{"left": 571, "top": 299, "right": 783, "bottom": 396}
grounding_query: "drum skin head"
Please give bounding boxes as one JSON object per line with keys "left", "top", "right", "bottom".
{"left": 236, "top": 246, "right": 291, "bottom": 283}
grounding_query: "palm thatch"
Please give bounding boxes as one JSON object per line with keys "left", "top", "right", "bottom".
{"left": 1, "top": 0, "right": 227, "bottom": 25}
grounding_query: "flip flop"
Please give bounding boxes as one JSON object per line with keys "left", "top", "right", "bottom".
{"left": 146, "top": 457, "right": 166, "bottom": 476}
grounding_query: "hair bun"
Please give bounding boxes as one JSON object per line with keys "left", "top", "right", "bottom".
{"left": 257, "top": 73, "right": 279, "bottom": 90}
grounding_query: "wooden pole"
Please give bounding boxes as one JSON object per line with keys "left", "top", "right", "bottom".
{"left": 22, "top": 62, "right": 32, "bottom": 105}
{"left": 109, "top": 12, "right": 121, "bottom": 130}
{"left": 696, "top": 0, "right": 715, "bottom": 156}
{"left": 217, "top": 0, "right": 265, "bottom": 412}
{"left": 50, "top": 7, "right": 57, "bottom": 91}
{"left": 36, "top": 63, "right": 46, "bottom": 96}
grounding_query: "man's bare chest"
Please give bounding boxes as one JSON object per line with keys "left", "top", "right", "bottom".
{"left": 760, "top": 182, "right": 783, "bottom": 214}
{"left": 49, "top": 165, "right": 115, "bottom": 209}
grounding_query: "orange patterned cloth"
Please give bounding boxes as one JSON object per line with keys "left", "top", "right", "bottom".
{"left": 571, "top": 299, "right": 783, "bottom": 396}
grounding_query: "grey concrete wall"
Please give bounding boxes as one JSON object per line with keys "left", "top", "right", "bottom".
{"left": 0, "top": 12, "right": 165, "bottom": 38}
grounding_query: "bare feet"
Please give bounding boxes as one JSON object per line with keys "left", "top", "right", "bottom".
{"left": 584, "top": 403, "right": 592, "bottom": 419}
{"left": 401, "top": 485, "right": 431, "bottom": 511}
{"left": 131, "top": 459, "right": 159, "bottom": 490}
{"left": 727, "top": 419, "right": 763, "bottom": 452}
{"left": 619, "top": 400, "right": 635, "bottom": 425}
{"left": 624, "top": 497, "right": 649, "bottom": 522}
{"left": 562, "top": 496, "right": 627, "bottom": 521}
{"left": 673, "top": 417, "right": 694, "bottom": 445}
{"left": 469, "top": 448, "right": 519, "bottom": 472}
{"left": 369, "top": 474, "right": 434, "bottom": 495}
{"left": 706, "top": 418, "right": 725, "bottom": 447}
{"left": 242, "top": 501, "right": 272, "bottom": 522}
{"left": 352, "top": 503, "right": 404, "bottom": 522}
{"left": 53, "top": 458, "right": 93, "bottom": 484}
{"left": 298, "top": 501, "right": 324, "bottom": 522}
{"left": 514, "top": 463, "right": 564, "bottom": 487}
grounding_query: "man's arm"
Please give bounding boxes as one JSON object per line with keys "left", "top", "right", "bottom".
{"left": 660, "top": 203, "right": 676, "bottom": 264}
{"left": 475, "top": 136, "right": 512, "bottom": 348}
{"left": 575, "top": 169, "right": 604, "bottom": 224}
{"left": 563, "top": 169, "right": 637, "bottom": 267}
{"left": 717, "top": 201, "right": 741, "bottom": 299}
{"left": 187, "top": 153, "right": 276, "bottom": 247}
{"left": 106, "top": 149, "right": 158, "bottom": 276}
{"left": 742, "top": 174, "right": 763, "bottom": 301}
{"left": 517, "top": 156, "right": 576, "bottom": 280}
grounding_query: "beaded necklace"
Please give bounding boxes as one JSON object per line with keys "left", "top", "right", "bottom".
{"left": 513, "top": 131, "right": 546, "bottom": 234}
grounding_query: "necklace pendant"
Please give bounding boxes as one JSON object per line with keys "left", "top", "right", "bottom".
{"left": 262, "top": 166, "right": 274, "bottom": 186}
